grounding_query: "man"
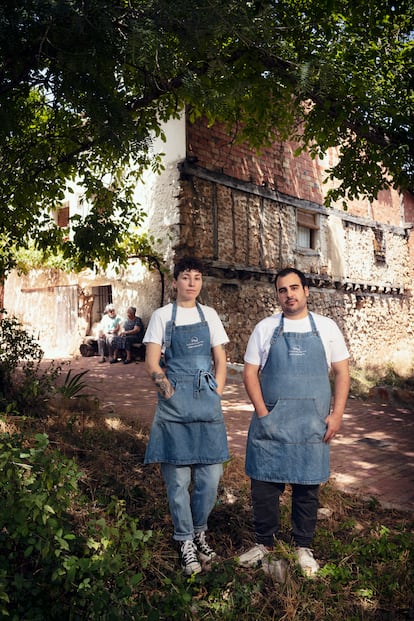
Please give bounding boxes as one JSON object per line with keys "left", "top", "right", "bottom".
{"left": 97, "top": 304, "right": 122, "bottom": 363}
{"left": 239, "top": 267, "right": 350, "bottom": 576}
{"left": 143, "top": 256, "right": 229, "bottom": 576}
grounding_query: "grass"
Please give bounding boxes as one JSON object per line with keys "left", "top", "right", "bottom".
{"left": 7, "top": 399, "right": 413, "bottom": 621}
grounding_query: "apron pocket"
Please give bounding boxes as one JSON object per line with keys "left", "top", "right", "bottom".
{"left": 158, "top": 381, "right": 223, "bottom": 423}
{"left": 257, "top": 398, "right": 326, "bottom": 444}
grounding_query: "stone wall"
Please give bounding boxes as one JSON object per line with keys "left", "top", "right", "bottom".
{"left": 177, "top": 117, "right": 414, "bottom": 372}
{"left": 186, "top": 117, "right": 406, "bottom": 225}
{"left": 198, "top": 275, "right": 413, "bottom": 372}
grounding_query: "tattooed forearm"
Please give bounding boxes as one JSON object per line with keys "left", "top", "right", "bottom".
{"left": 150, "top": 372, "right": 174, "bottom": 398}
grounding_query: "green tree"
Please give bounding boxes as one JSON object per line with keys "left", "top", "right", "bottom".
{"left": 1, "top": 0, "right": 412, "bottom": 276}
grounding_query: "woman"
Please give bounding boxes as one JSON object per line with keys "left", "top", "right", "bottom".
{"left": 143, "top": 256, "right": 229, "bottom": 576}
{"left": 110, "top": 306, "right": 143, "bottom": 364}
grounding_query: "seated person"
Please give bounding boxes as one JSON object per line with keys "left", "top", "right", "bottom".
{"left": 110, "top": 306, "right": 144, "bottom": 365}
{"left": 97, "top": 304, "right": 122, "bottom": 363}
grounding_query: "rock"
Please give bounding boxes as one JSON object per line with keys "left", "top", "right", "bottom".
{"left": 261, "top": 558, "right": 288, "bottom": 583}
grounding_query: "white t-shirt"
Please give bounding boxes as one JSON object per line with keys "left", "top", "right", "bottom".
{"left": 244, "top": 312, "right": 349, "bottom": 370}
{"left": 143, "top": 302, "right": 229, "bottom": 349}
{"left": 99, "top": 314, "right": 122, "bottom": 333}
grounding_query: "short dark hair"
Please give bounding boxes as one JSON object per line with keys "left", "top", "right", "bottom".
{"left": 275, "top": 267, "right": 308, "bottom": 288}
{"left": 173, "top": 256, "right": 205, "bottom": 279}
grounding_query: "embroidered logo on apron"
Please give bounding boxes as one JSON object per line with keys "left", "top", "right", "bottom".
{"left": 187, "top": 336, "right": 204, "bottom": 350}
{"left": 288, "top": 345, "right": 307, "bottom": 356}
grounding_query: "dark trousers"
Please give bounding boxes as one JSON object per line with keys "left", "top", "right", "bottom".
{"left": 124, "top": 335, "right": 142, "bottom": 352}
{"left": 251, "top": 479, "right": 319, "bottom": 548}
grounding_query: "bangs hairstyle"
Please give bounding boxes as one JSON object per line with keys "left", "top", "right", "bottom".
{"left": 173, "top": 256, "right": 205, "bottom": 279}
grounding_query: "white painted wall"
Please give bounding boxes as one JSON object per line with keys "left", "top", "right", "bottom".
{"left": 4, "top": 114, "right": 187, "bottom": 357}
{"left": 136, "top": 113, "right": 186, "bottom": 266}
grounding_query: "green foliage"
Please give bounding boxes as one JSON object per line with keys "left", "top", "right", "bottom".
{"left": 315, "top": 520, "right": 414, "bottom": 617}
{"left": 13, "top": 242, "right": 75, "bottom": 274}
{"left": 0, "top": 311, "right": 43, "bottom": 400}
{"left": 0, "top": 0, "right": 413, "bottom": 276}
{"left": 11, "top": 360, "right": 61, "bottom": 418}
{"left": 56, "top": 369, "right": 90, "bottom": 399}
{"left": 0, "top": 409, "right": 413, "bottom": 619}
{"left": 379, "top": 364, "right": 414, "bottom": 388}
{"left": 350, "top": 362, "right": 414, "bottom": 398}
{"left": 0, "top": 310, "right": 64, "bottom": 416}
{"left": 0, "top": 431, "right": 154, "bottom": 620}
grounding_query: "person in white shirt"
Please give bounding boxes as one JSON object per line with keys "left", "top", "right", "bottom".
{"left": 238, "top": 267, "right": 350, "bottom": 577}
{"left": 97, "top": 304, "right": 121, "bottom": 363}
{"left": 143, "top": 256, "right": 229, "bottom": 576}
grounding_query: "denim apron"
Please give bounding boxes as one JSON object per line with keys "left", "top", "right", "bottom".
{"left": 245, "top": 313, "right": 332, "bottom": 484}
{"left": 144, "top": 302, "right": 229, "bottom": 465}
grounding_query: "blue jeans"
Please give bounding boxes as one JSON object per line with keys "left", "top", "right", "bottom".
{"left": 161, "top": 462, "right": 223, "bottom": 541}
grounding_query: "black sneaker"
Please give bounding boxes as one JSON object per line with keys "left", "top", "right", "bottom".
{"left": 194, "top": 531, "right": 217, "bottom": 564}
{"left": 180, "top": 540, "right": 202, "bottom": 576}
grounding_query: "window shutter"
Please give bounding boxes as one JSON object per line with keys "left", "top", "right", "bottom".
{"left": 297, "top": 210, "right": 319, "bottom": 230}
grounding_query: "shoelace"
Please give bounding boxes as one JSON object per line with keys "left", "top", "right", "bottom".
{"left": 194, "top": 533, "right": 215, "bottom": 557}
{"left": 181, "top": 541, "right": 198, "bottom": 564}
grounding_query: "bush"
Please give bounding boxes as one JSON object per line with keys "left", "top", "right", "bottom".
{"left": 0, "top": 310, "right": 43, "bottom": 373}
{"left": 0, "top": 311, "right": 43, "bottom": 404}
{"left": 0, "top": 310, "right": 64, "bottom": 416}
{"left": 0, "top": 430, "right": 153, "bottom": 620}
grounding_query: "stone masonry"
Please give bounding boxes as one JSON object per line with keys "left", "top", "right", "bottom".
{"left": 173, "top": 118, "right": 414, "bottom": 370}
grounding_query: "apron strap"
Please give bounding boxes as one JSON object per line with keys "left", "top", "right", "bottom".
{"left": 270, "top": 315, "right": 284, "bottom": 344}
{"left": 165, "top": 301, "right": 207, "bottom": 348}
{"left": 307, "top": 312, "right": 319, "bottom": 334}
{"left": 271, "top": 312, "right": 319, "bottom": 344}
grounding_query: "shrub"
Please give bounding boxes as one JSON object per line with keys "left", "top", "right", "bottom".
{"left": 0, "top": 430, "right": 153, "bottom": 620}
{"left": 0, "top": 311, "right": 44, "bottom": 405}
{"left": 0, "top": 310, "right": 43, "bottom": 373}
{"left": 0, "top": 310, "right": 65, "bottom": 416}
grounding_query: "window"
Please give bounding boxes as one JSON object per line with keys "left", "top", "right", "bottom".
{"left": 93, "top": 285, "right": 113, "bottom": 319}
{"left": 297, "top": 210, "right": 319, "bottom": 250}
{"left": 373, "top": 228, "right": 386, "bottom": 263}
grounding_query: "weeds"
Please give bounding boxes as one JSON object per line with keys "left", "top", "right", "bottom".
{"left": 1, "top": 408, "right": 412, "bottom": 621}
{"left": 56, "top": 369, "right": 90, "bottom": 399}
{"left": 0, "top": 431, "right": 154, "bottom": 620}
{"left": 0, "top": 311, "right": 62, "bottom": 416}
{"left": 350, "top": 363, "right": 414, "bottom": 399}
{"left": 0, "top": 311, "right": 43, "bottom": 405}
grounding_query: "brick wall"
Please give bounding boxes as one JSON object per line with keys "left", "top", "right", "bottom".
{"left": 187, "top": 118, "right": 405, "bottom": 226}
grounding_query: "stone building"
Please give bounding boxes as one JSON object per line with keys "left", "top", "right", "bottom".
{"left": 4, "top": 113, "right": 414, "bottom": 374}
{"left": 179, "top": 118, "right": 414, "bottom": 372}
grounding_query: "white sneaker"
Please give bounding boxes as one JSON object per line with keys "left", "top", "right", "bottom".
{"left": 237, "top": 544, "right": 270, "bottom": 568}
{"left": 295, "top": 547, "right": 320, "bottom": 577}
{"left": 180, "top": 540, "right": 202, "bottom": 576}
